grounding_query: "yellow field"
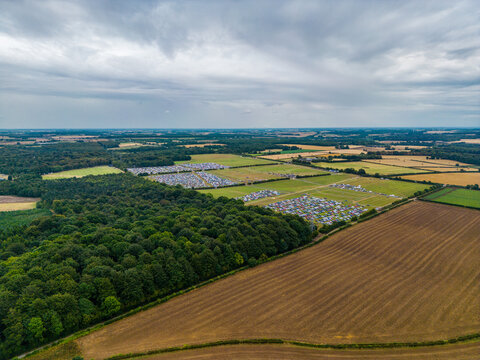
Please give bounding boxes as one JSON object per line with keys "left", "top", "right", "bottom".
{"left": 402, "top": 172, "right": 480, "bottom": 186}
{"left": 365, "top": 156, "right": 473, "bottom": 169}
{"left": 0, "top": 196, "right": 39, "bottom": 212}
{"left": 451, "top": 138, "right": 480, "bottom": 144}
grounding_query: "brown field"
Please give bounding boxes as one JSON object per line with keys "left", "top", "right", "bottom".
{"left": 365, "top": 155, "right": 472, "bottom": 169}
{"left": 132, "top": 342, "right": 480, "bottom": 360}
{"left": 402, "top": 172, "right": 480, "bottom": 186}
{"left": 0, "top": 196, "right": 39, "bottom": 211}
{"left": 72, "top": 201, "right": 480, "bottom": 360}
{"left": 182, "top": 143, "right": 225, "bottom": 148}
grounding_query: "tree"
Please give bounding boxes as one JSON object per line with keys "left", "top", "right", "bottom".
{"left": 234, "top": 252, "right": 244, "bottom": 266}
{"left": 102, "top": 296, "right": 121, "bottom": 317}
{"left": 27, "top": 317, "right": 45, "bottom": 344}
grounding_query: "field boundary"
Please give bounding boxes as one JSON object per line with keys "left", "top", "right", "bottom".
{"left": 104, "top": 334, "right": 480, "bottom": 360}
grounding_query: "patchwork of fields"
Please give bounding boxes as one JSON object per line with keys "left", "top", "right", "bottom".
{"left": 42, "top": 165, "right": 123, "bottom": 179}
{"left": 73, "top": 201, "right": 480, "bottom": 359}
{"left": 200, "top": 174, "right": 429, "bottom": 209}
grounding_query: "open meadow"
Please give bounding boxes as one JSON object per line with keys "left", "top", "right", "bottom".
{"left": 68, "top": 201, "right": 480, "bottom": 360}
{"left": 176, "top": 154, "right": 275, "bottom": 167}
{"left": 402, "top": 172, "right": 480, "bottom": 186}
{"left": 424, "top": 188, "right": 480, "bottom": 209}
{"left": 312, "top": 161, "right": 427, "bottom": 175}
{"left": 42, "top": 166, "right": 123, "bottom": 179}
{"left": 0, "top": 195, "right": 39, "bottom": 212}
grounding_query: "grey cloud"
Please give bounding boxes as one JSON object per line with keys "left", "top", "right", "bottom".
{"left": 0, "top": 0, "right": 478, "bottom": 128}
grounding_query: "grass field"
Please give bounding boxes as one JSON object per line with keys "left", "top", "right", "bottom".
{"left": 70, "top": 201, "right": 480, "bottom": 360}
{"left": 208, "top": 164, "right": 328, "bottom": 183}
{"left": 402, "top": 172, "right": 480, "bottom": 186}
{"left": 42, "top": 166, "right": 123, "bottom": 179}
{"left": 0, "top": 196, "right": 39, "bottom": 212}
{"left": 424, "top": 188, "right": 480, "bottom": 209}
{"left": 123, "top": 342, "right": 480, "bottom": 360}
{"left": 312, "top": 161, "right": 427, "bottom": 175}
{"left": 200, "top": 174, "right": 427, "bottom": 208}
{"left": 176, "top": 154, "right": 275, "bottom": 167}
{"left": 0, "top": 208, "right": 50, "bottom": 228}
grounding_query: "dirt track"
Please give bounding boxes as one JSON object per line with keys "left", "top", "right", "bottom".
{"left": 133, "top": 342, "right": 480, "bottom": 360}
{"left": 76, "top": 201, "right": 480, "bottom": 359}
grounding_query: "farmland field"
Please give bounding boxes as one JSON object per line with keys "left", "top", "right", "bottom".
{"left": 364, "top": 155, "right": 473, "bottom": 169}
{"left": 312, "top": 161, "right": 427, "bottom": 175}
{"left": 200, "top": 174, "right": 427, "bottom": 208}
{"left": 209, "top": 164, "right": 328, "bottom": 182}
{"left": 42, "top": 166, "right": 123, "bottom": 179}
{"left": 121, "top": 342, "right": 480, "bottom": 360}
{"left": 176, "top": 154, "right": 275, "bottom": 167}
{"left": 71, "top": 201, "right": 480, "bottom": 360}
{"left": 424, "top": 188, "right": 480, "bottom": 209}
{"left": 402, "top": 172, "right": 480, "bottom": 186}
{"left": 0, "top": 195, "right": 39, "bottom": 212}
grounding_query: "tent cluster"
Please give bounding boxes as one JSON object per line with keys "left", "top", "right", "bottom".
{"left": 330, "top": 183, "right": 401, "bottom": 198}
{"left": 238, "top": 190, "right": 280, "bottom": 202}
{"left": 127, "top": 162, "right": 228, "bottom": 175}
{"left": 150, "top": 171, "right": 236, "bottom": 188}
{"left": 265, "top": 195, "right": 368, "bottom": 225}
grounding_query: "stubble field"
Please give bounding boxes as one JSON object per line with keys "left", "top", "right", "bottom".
{"left": 402, "top": 172, "right": 480, "bottom": 186}
{"left": 72, "top": 201, "right": 480, "bottom": 360}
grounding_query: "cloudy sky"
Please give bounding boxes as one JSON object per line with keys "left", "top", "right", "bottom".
{"left": 0, "top": 0, "right": 479, "bottom": 128}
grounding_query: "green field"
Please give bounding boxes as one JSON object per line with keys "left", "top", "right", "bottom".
{"left": 424, "top": 188, "right": 480, "bottom": 209}
{"left": 312, "top": 161, "right": 427, "bottom": 175}
{"left": 200, "top": 172, "right": 429, "bottom": 209}
{"left": 0, "top": 208, "right": 50, "bottom": 230}
{"left": 209, "top": 164, "right": 328, "bottom": 182}
{"left": 42, "top": 166, "right": 123, "bottom": 179}
{"left": 176, "top": 154, "right": 276, "bottom": 167}
{"left": 342, "top": 177, "right": 430, "bottom": 198}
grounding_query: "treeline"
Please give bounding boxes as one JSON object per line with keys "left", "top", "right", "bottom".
{"left": 412, "top": 144, "right": 480, "bottom": 166}
{"left": 0, "top": 175, "right": 312, "bottom": 358}
{"left": 0, "top": 143, "right": 112, "bottom": 176}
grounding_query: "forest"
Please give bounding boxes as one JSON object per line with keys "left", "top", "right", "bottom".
{"left": 0, "top": 174, "right": 312, "bottom": 358}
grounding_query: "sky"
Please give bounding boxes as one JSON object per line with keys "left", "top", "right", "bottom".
{"left": 0, "top": 0, "right": 479, "bottom": 129}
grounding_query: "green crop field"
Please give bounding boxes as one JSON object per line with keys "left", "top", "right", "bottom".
{"left": 424, "top": 188, "right": 480, "bottom": 209}
{"left": 200, "top": 173, "right": 406, "bottom": 208}
{"left": 42, "top": 166, "right": 123, "bottom": 179}
{"left": 342, "top": 177, "right": 430, "bottom": 198}
{"left": 209, "top": 163, "right": 328, "bottom": 182}
{"left": 0, "top": 208, "right": 50, "bottom": 230}
{"left": 176, "top": 154, "right": 276, "bottom": 167}
{"left": 312, "top": 161, "right": 427, "bottom": 175}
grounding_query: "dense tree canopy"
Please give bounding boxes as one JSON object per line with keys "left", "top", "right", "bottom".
{"left": 0, "top": 174, "right": 312, "bottom": 358}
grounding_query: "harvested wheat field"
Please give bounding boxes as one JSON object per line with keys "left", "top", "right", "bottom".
{"left": 402, "top": 172, "right": 480, "bottom": 186}
{"left": 73, "top": 201, "right": 480, "bottom": 360}
{"left": 130, "top": 342, "right": 480, "bottom": 360}
{"left": 365, "top": 155, "right": 473, "bottom": 169}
